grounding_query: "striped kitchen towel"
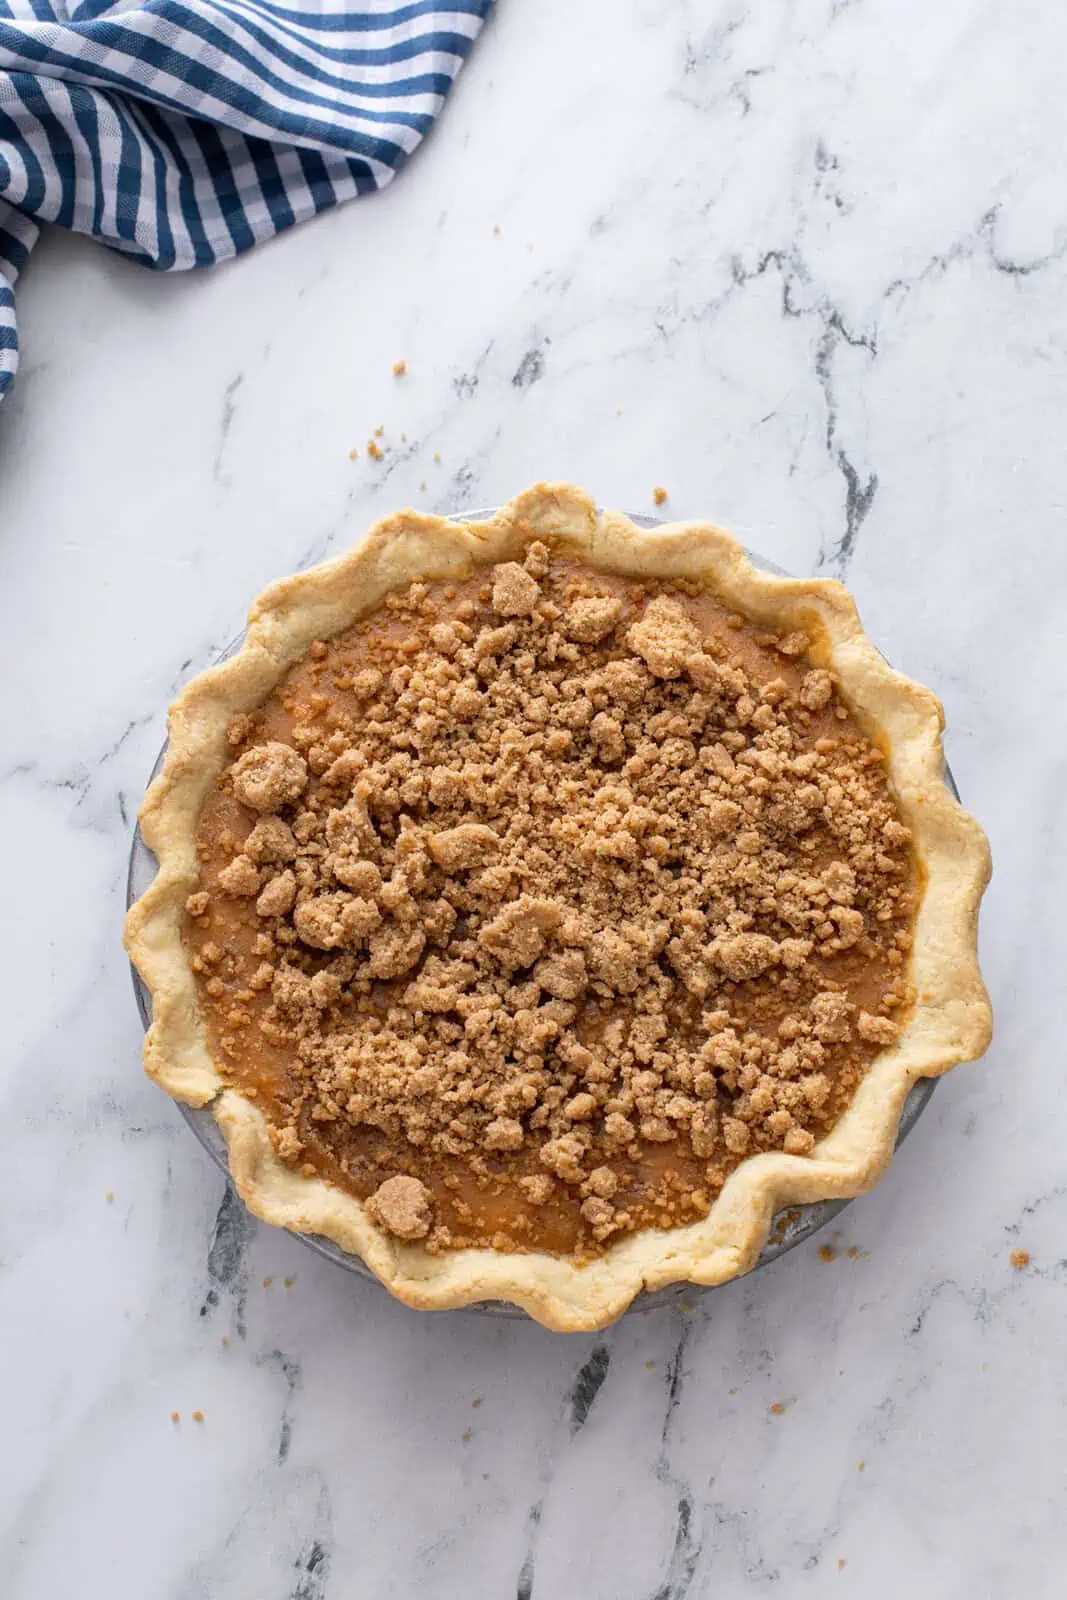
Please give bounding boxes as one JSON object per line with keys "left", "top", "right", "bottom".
{"left": 0, "top": 0, "right": 493, "bottom": 401}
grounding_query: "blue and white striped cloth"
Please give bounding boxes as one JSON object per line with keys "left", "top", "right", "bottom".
{"left": 0, "top": 0, "right": 492, "bottom": 400}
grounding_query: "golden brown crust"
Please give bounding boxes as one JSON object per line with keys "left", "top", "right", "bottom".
{"left": 124, "top": 482, "right": 992, "bottom": 1331}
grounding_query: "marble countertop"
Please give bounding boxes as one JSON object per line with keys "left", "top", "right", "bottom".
{"left": 2, "top": 2, "right": 1065, "bottom": 1595}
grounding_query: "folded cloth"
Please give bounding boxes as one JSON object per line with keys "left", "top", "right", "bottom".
{"left": 0, "top": 0, "right": 492, "bottom": 400}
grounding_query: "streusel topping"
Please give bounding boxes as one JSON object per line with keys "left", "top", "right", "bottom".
{"left": 187, "top": 542, "right": 916, "bottom": 1257}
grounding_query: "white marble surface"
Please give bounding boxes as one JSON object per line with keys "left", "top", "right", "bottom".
{"left": 2, "top": 1, "right": 1065, "bottom": 1594}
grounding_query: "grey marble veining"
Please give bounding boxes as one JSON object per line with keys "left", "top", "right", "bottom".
{"left": 2, "top": 1, "right": 1066, "bottom": 1595}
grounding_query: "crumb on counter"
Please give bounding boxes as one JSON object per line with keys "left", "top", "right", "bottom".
{"left": 1011, "top": 1248, "right": 1030, "bottom": 1269}
{"left": 348, "top": 447, "right": 360, "bottom": 460}
{"left": 492, "top": 222, "right": 501, "bottom": 235}
{"left": 393, "top": 359, "right": 407, "bottom": 377}
{"left": 374, "top": 424, "right": 384, "bottom": 438}
{"left": 653, "top": 486, "right": 669, "bottom": 506}
{"left": 262, "top": 1275, "right": 273, "bottom": 1287}
{"left": 367, "top": 439, "right": 383, "bottom": 460}
{"left": 171, "top": 1411, "right": 180, "bottom": 1423}
{"left": 192, "top": 1410, "right": 205, "bottom": 1423}
{"left": 768, "top": 1399, "right": 793, "bottom": 1415}
{"left": 105, "top": 1191, "right": 114, "bottom": 1203}
{"left": 433, "top": 450, "right": 441, "bottom": 463}
{"left": 818, "top": 1243, "right": 836, "bottom": 1262}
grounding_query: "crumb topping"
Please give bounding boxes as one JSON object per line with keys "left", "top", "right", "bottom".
{"left": 188, "top": 543, "right": 916, "bottom": 1259}
{"left": 231, "top": 742, "right": 308, "bottom": 813}
{"left": 367, "top": 1174, "right": 433, "bottom": 1240}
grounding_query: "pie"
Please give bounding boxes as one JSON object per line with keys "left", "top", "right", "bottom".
{"left": 125, "top": 482, "right": 992, "bottom": 1330}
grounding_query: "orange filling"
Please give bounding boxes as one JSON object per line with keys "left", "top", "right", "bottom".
{"left": 187, "top": 546, "right": 916, "bottom": 1258}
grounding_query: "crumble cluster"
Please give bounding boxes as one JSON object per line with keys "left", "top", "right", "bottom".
{"left": 190, "top": 542, "right": 914, "bottom": 1252}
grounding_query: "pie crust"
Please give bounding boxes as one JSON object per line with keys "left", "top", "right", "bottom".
{"left": 124, "top": 482, "right": 992, "bottom": 1330}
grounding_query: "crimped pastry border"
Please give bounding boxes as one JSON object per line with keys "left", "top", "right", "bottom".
{"left": 124, "top": 482, "right": 993, "bottom": 1331}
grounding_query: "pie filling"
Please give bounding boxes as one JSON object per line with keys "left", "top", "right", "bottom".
{"left": 187, "top": 542, "right": 917, "bottom": 1260}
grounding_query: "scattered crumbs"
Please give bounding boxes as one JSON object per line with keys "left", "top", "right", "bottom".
{"left": 367, "top": 438, "right": 383, "bottom": 460}
{"left": 392, "top": 359, "right": 407, "bottom": 377}
{"left": 374, "top": 424, "right": 384, "bottom": 437}
{"left": 644, "top": 1360, "right": 656, "bottom": 1370}
{"left": 105, "top": 1191, "right": 114, "bottom": 1203}
{"left": 727, "top": 1386, "right": 738, "bottom": 1396}
{"left": 1011, "top": 1248, "right": 1030, "bottom": 1269}
{"left": 492, "top": 222, "right": 501, "bottom": 235}
{"left": 768, "top": 1399, "right": 794, "bottom": 1416}
{"left": 472, "top": 1396, "right": 484, "bottom": 1409}
{"left": 482, "top": 1472, "right": 490, "bottom": 1481}
{"left": 262, "top": 1275, "right": 274, "bottom": 1288}
{"left": 348, "top": 447, "right": 360, "bottom": 460}
{"left": 283, "top": 1276, "right": 296, "bottom": 1288}
{"left": 857, "top": 1461, "right": 866, "bottom": 1472}
{"left": 846, "top": 1245, "right": 867, "bottom": 1259}
{"left": 192, "top": 1410, "right": 205, "bottom": 1424}
{"left": 433, "top": 450, "right": 441, "bottom": 463}
{"left": 652, "top": 486, "right": 669, "bottom": 506}
{"left": 461, "top": 1428, "right": 472, "bottom": 1443}
{"left": 838, "top": 1558, "right": 847, "bottom": 1572}
{"left": 818, "top": 1244, "right": 837, "bottom": 1263}
{"left": 171, "top": 1411, "right": 180, "bottom": 1423}
{"left": 221, "top": 1336, "right": 230, "bottom": 1347}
